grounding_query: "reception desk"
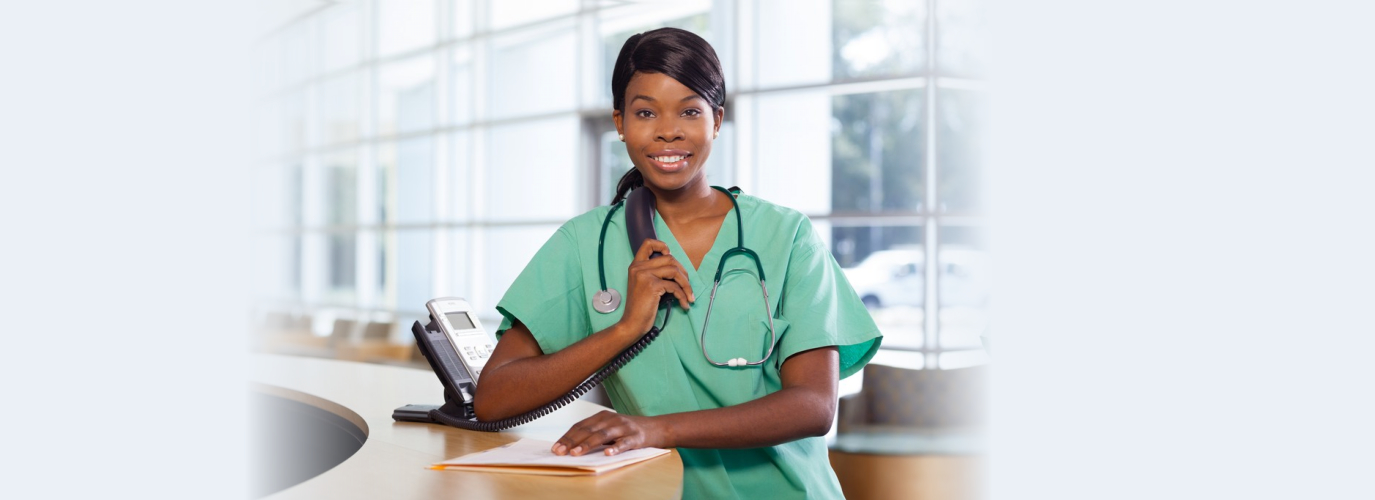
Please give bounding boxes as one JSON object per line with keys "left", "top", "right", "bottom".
{"left": 251, "top": 354, "right": 683, "bottom": 499}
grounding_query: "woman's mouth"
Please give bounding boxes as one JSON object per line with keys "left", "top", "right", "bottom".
{"left": 648, "top": 151, "right": 692, "bottom": 172}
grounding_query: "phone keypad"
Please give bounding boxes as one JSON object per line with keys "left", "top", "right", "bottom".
{"left": 462, "top": 343, "right": 495, "bottom": 362}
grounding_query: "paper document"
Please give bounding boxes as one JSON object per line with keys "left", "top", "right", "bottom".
{"left": 431, "top": 438, "right": 671, "bottom": 476}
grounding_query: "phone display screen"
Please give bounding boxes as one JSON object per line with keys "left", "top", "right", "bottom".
{"left": 445, "top": 312, "right": 476, "bottom": 330}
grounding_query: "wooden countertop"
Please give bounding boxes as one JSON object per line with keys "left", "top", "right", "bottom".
{"left": 251, "top": 354, "right": 683, "bottom": 499}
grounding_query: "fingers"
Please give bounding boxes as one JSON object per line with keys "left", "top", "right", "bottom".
{"left": 605, "top": 433, "right": 643, "bottom": 456}
{"left": 553, "top": 411, "right": 615, "bottom": 456}
{"left": 633, "top": 239, "right": 671, "bottom": 262}
{"left": 641, "top": 266, "right": 692, "bottom": 309}
{"left": 553, "top": 411, "right": 641, "bottom": 457}
{"left": 643, "top": 259, "right": 695, "bottom": 303}
{"left": 628, "top": 241, "right": 696, "bottom": 308}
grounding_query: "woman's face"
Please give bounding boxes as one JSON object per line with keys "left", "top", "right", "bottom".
{"left": 613, "top": 71, "right": 724, "bottom": 194}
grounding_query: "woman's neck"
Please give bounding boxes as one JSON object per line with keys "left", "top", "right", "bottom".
{"left": 646, "top": 180, "right": 728, "bottom": 224}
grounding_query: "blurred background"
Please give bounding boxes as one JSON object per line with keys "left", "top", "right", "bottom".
{"left": 5, "top": 1, "right": 1372, "bottom": 498}
{"left": 249, "top": 0, "right": 989, "bottom": 497}
{"left": 249, "top": 0, "right": 990, "bottom": 368}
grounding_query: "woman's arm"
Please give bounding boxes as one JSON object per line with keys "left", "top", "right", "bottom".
{"left": 552, "top": 346, "right": 839, "bottom": 456}
{"left": 474, "top": 320, "right": 647, "bottom": 421}
{"left": 474, "top": 238, "right": 696, "bottom": 422}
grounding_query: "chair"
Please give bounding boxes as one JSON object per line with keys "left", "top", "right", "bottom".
{"left": 327, "top": 319, "right": 358, "bottom": 348}
{"left": 830, "top": 364, "right": 988, "bottom": 500}
{"left": 360, "top": 321, "right": 392, "bottom": 342}
{"left": 337, "top": 321, "right": 415, "bottom": 363}
{"left": 255, "top": 312, "right": 325, "bottom": 354}
{"left": 287, "top": 314, "right": 313, "bottom": 332}
{"left": 261, "top": 312, "right": 292, "bottom": 331}
{"left": 837, "top": 364, "right": 987, "bottom": 433}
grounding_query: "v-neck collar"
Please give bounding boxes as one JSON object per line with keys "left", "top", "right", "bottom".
{"left": 649, "top": 192, "right": 741, "bottom": 362}
{"left": 651, "top": 191, "right": 741, "bottom": 283}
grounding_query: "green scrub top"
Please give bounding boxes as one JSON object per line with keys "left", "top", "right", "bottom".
{"left": 495, "top": 192, "right": 882, "bottom": 499}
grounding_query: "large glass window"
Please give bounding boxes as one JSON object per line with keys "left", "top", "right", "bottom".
{"left": 318, "top": 72, "right": 361, "bottom": 147}
{"left": 376, "top": 56, "right": 436, "bottom": 136}
{"left": 487, "top": 21, "right": 578, "bottom": 120}
{"left": 485, "top": 116, "right": 580, "bottom": 221}
{"left": 489, "top": 0, "right": 577, "bottom": 31}
{"left": 450, "top": 0, "right": 475, "bottom": 40}
{"left": 322, "top": 153, "right": 357, "bottom": 226}
{"left": 831, "top": 88, "right": 926, "bottom": 213}
{"left": 392, "top": 229, "right": 434, "bottom": 311}
{"left": 377, "top": 0, "right": 437, "bottom": 57}
{"left": 935, "top": 0, "right": 987, "bottom": 77}
{"left": 253, "top": 0, "right": 986, "bottom": 368}
{"left": 282, "top": 92, "right": 307, "bottom": 155}
{"left": 326, "top": 233, "right": 357, "bottom": 291}
{"left": 753, "top": 91, "right": 832, "bottom": 214}
{"left": 320, "top": 4, "right": 362, "bottom": 73}
{"left": 448, "top": 47, "right": 474, "bottom": 126}
{"left": 752, "top": 1, "right": 831, "bottom": 89}
{"left": 390, "top": 136, "right": 436, "bottom": 224}
{"left": 280, "top": 25, "right": 313, "bottom": 87}
{"left": 833, "top": 224, "right": 925, "bottom": 348}
{"left": 938, "top": 223, "right": 988, "bottom": 354}
{"left": 937, "top": 86, "right": 984, "bottom": 212}
{"left": 832, "top": 0, "right": 928, "bottom": 80}
{"left": 448, "top": 131, "right": 473, "bottom": 221}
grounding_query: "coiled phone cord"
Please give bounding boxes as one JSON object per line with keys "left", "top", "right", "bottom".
{"left": 428, "top": 307, "right": 670, "bottom": 432}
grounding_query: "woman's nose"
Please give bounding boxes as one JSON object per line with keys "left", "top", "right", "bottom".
{"left": 655, "top": 120, "right": 684, "bottom": 142}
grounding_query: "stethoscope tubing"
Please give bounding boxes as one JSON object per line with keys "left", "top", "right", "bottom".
{"left": 593, "top": 186, "right": 777, "bottom": 367}
{"left": 700, "top": 270, "right": 777, "bottom": 367}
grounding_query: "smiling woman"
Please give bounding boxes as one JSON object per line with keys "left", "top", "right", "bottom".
{"left": 608, "top": 29, "right": 726, "bottom": 205}
{"left": 472, "top": 27, "right": 883, "bottom": 500}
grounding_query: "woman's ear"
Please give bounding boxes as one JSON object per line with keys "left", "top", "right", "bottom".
{"left": 714, "top": 106, "right": 725, "bottom": 135}
{"left": 613, "top": 110, "right": 624, "bottom": 138}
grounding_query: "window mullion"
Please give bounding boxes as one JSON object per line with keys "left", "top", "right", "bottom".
{"left": 924, "top": 0, "right": 940, "bottom": 368}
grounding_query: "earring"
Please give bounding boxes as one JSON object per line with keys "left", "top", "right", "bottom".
{"left": 619, "top": 134, "right": 624, "bottom": 142}
{"left": 713, "top": 131, "right": 719, "bottom": 139}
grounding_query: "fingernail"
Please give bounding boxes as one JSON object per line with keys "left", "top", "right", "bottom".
{"left": 606, "top": 448, "right": 617, "bottom": 455}
{"left": 553, "top": 444, "right": 565, "bottom": 455}
{"left": 571, "top": 446, "right": 582, "bottom": 455}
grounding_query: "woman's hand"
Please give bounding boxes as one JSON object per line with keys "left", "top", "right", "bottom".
{"left": 552, "top": 410, "right": 671, "bottom": 456}
{"left": 618, "top": 239, "right": 694, "bottom": 335}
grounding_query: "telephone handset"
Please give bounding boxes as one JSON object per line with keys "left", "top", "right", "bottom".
{"left": 620, "top": 186, "right": 676, "bottom": 309}
{"left": 623, "top": 182, "right": 664, "bottom": 260}
{"left": 394, "top": 187, "right": 673, "bottom": 431}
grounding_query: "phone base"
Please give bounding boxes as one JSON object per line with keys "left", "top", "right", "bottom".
{"left": 393, "top": 402, "right": 475, "bottom": 424}
{"left": 394, "top": 384, "right": 476, "bottom": 424}
{"left": 392, "top": 404, "right": 441, "bottom": 423}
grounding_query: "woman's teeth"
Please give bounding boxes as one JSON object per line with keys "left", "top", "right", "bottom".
{"left": 653, "top": 156, "right": 685, "bottom": 163}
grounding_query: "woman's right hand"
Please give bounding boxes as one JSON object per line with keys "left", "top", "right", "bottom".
{"left": 618, "top": 239, "right": 695, "bottom": 335}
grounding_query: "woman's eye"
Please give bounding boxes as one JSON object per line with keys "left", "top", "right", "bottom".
{"left": 635, "top": 110, "right": 654, "bottom": 119}
{"left": 682, "top": 108, "right": 701, "bottom": 117}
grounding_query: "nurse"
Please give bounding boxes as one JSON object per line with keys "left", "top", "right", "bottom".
{"left": 473, "top": 27, "right": 882, "bottom": 499}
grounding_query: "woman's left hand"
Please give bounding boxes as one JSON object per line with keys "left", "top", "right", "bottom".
{"left": 552, "top": 410, "right": 670, "bottom": 456}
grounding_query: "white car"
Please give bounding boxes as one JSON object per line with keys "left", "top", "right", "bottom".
{"left": 842, "top": 247, "right": 989, "bottom": 309}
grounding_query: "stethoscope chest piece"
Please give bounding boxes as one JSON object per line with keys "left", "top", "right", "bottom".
{"left": 592, "top": 288, "right": 621, "bottom": 314}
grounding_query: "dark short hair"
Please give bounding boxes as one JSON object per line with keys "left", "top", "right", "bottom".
{"left": 611, "top": 27, "right": 726, "bottom": 113}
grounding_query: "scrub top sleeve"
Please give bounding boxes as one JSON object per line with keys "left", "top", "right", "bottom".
{"left": 777, "top": 227, "right": 883, "bottom": 380}
{"left": 493, "top": 226, "right": 591, "bottom": 355}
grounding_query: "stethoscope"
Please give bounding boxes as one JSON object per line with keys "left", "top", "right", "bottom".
{"left": 591, "top": 186, "right": 777, "bottom": 368}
